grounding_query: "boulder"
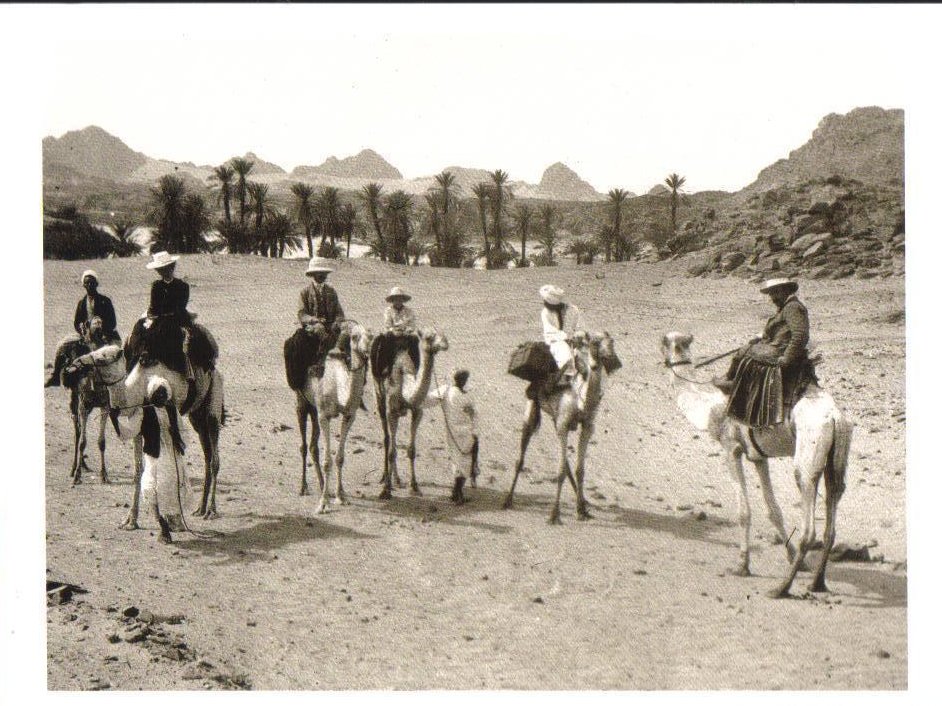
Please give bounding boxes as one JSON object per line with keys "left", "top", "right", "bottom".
{"left": 808, "top": 201, "right": 831, "bottom": 216}
{"left": 687, "top": 260, "right": 712, "bottom": 277}
{"left": 790, "top": 231, "right": 833, "bottom": 253}
{"left": 721, "top": 251, "right": 746, "bottom": 272}
{"left": 802, "top": 241, "right": 827, "bottom": 259}
{"left": 830, "top": 264, "right": 856, "bottom": 279}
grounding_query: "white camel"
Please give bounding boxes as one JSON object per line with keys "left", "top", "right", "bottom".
{"left": 372, "top": 328, "right": 449, "bottom": 500}
{"left": 503, "top": 332, "right": 619, "bottom": 524}
{"left": 293, "top": 320, "right": 373, "bottom": 513}
{"left": 660, "top": 331, "right": 853, "bottom": 598}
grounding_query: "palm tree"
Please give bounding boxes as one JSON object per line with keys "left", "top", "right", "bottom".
{"left": 110, "top": 218, "right": 140, "bottom": 257}
{"left": 382, "top": 190, "right": 414, "bottom": 265}
{"left": 488, "top": 169, "right": 513, "bottom": 267}
{"left": 340, "top": 202, "right": 358, "bottom": 258}
{"left": 433, "top": 171, "right": 459, "bottom": 217}
{"left": 471, "top": 182, "right": 490, "bottom": 267}
{"left": 290, "top": 182, "right": 316, "bottom": 257}
{"left": 246, "top": 182, "right": 269, "bottom": 255}
{"left": 265, "top": 210, "right": 302, "bottom": 258}
{"left": 664, "top": 173, "right": 687, "bottom": 236}
{"left": 148, "top": 174, "right": 187, "bottom": 253}
{"left": 317, "top": 187, "right": 342, "bottom": 247}
{"left": 513, "top": 204, "right": 534, "bottom": 266}
{"left": 537, "top": 203, "right": 558, "bottom": 261}
{"left": 606, "top": 188, "right": 630, "bottom": 262}
{"left": 210, "top": 165, "right": 235, "bottom": 226}
{"left": 230, "top": 157, "right": 255, "bottom": 227}
{"left": 180, "top": 193, "right": 212, "bottom": 253}
{"left": 359, "top": 183, "right": 386, "bottom": 261}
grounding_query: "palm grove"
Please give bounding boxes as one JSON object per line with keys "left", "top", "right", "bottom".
{"left": 44, "top": 159, "right": 690, "bottom": 267}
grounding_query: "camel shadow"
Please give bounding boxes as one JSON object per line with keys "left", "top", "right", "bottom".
{"left": 357, "top": 482, "right": 515, "bottom": 535}
{"left": 599, "top": 504, "right": 735, "bottom": 548}
{"left": 174, "top": 513, "right": 376, "bottom": 566}
{"left": 817, "top": 562, "right": 908, "bottom": 609}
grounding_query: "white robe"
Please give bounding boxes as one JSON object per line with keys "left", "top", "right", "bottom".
{"left": 541, "top": 303, "right": 584, "bottom": 370}
{"left": 423, "top": 384, "right": 478, "bottom": 477}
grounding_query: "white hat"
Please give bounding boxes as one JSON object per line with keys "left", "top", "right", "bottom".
{"left": 146, "top": 251, "right": 180, "bottom": 270}
{"left": 385, "top": 286, "right": 412, "bottom": 302}
{"left": 759, "top": 277, "right": 798, "bottom": 294}
{"left": 539, "top": 284, "right": 565, "bottom": 306}
{"left": 81, "top": 269, "right": 99, "bottom": 283}
{"left": 305, "top": 257, "right": 334, "bottom": 276}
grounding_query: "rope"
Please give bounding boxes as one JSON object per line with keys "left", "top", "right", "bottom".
{"left": 666, "top": 361, "right": 716, "bottom": 386}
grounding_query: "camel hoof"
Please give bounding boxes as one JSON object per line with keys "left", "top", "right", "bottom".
{"left": 409, "top": 487, "right": 423, "bottom": 497}
{"left": 118, "top": 518, "right": 139, "bottom": 531}
{"left": 299, "top": 487, "right": 308, "bottom": 497}
{"left": 378, "top": 488, "right": 392, "bottom": 501}
{"left": 548, "top": 511, "right": 562, "bottom": 525}
{"left": 315, "top": 504, "right": 330, "bottom": 515}
{"left": 100, "top": 475, "right": 110, "bottom": 485}
{"left": 807, "top": 579, "right": 828, "bottom": 594}
{"left": 577, "top": 509, "right": 593, "bottom": 521}
{"left": 71, "top": 478, "right": 82, "bottom": 487}
{"left": 729, "top": 565, "right": 751, "bottom": 578}
{"left": 191, "top": 508, "right": 206, "bottom": 517}
{"left": 502, "top": 497, "right": 514, "bottom": 510}
{"left": 202, "top": 509, "right": 219, "bottom": 521}
{"left": 336, "top": 496, "right": 349, "bottom": 506}
{"left": 766, "top": 585, "right": 791, "bottom": 599}
{"left": 158, "top": 533, "right": 173, "bottom": 545}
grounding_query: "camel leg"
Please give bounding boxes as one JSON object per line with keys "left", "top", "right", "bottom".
{"left": 408, "top": 409, "right": 423, "bottom": 496}
{"left": 316, "top": 417, "right": 333, "bottom": 514}
{"left": 725, "top": 446, "right": 752, "bottom": 577}
{"left": 808, "top": 466, "right": 841, "bottom": 593}
{"left": 380, "top": 413, "right": 400, "bottom": 500}
{"left": 73, "top": 402, "right": 93, "bottom": 486}
{"left": 193, "top": 413, "right": 221, "bottom": 520}
{"left": 503, "top": 400, "right": 539, "bottom": 510}
{"left": 151, "top": 499, "right": 172, "bottom": 544}
{"left": 376, "top": 384, "right": 392, "bottom": 489}
{"left": 549, "top": 428, "right": 570, "bottom": 525}
{"left": 768, "top": 472, "right": 820, "bottom": 599}
{"left": 335, "top": 414, "right": 353, "bottom": 505}
{"left": 310, "top": 408, "right": 324, "bottom": 492}
{"left": 119, "top": 437, "right": 143, "bottom": 530}
{"left": 69, "top": 398, "right": 81, "bottom": 482}
{"left": 574, "top": 422, "right": 594, "bottom": 520}
{"left": 297, "top": 396, "right": 310, "bottom": 496}
{"left": 753, "top": 458, "right": 795, "bottom": 561}
{"left": 98, "top": 407, "right": 109, "bottom": 484}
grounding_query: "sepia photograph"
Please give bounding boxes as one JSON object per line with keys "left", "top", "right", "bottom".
{"left": 2, "top": 2, "right": 939, "bottom": 698}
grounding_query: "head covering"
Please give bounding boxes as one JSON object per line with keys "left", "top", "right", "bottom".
{"left": 81, "top": 269, "right": 99, "bottom": 284}
{"left": 305, "top": 257, "right": 334, "bottom": 276}
{"left": 452, "top": 369, "right": 471, "bottom": 390}
{"left": 385, "top": 286, "right": 412, "bottom": 303}
{"left": 539, "top": 284, "right": 565, "bottom": 306}
{"left": 759, "top": 277, "right": 799, "bottom": 295}
{"left": 146, "top": 251, "right": 180, "bottom": 270}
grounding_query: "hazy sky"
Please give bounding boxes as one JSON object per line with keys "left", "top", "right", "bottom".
{"left": 28, "top": 5, "right": 923, "bottom": 194}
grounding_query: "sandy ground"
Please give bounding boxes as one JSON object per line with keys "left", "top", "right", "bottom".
{"left": 43, "top": 254, "right": 906, "bottom": 690}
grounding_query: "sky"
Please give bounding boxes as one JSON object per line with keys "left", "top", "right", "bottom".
{"left": 28, "top": 4, "right": 917, "bottom": 195}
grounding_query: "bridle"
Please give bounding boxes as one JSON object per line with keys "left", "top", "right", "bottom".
{"left": 664, "top": 359, "right": 714, "bottom": 386}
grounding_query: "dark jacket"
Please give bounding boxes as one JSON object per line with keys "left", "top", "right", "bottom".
{"left": 74, "top": 292, "right": 118, "bottom": 337}
{"left": 762, "top": 294, "right": 809, "bottom": 365}
{"left": 297, "top": 282, "right": 345, "bottom": 327}
{"left": 148, "top": 277, "right": 191, "bottom": 321}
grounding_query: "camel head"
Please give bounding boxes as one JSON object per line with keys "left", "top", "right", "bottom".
{"left": 572, "top": 331, "right": 618, "bottom": 374}
{"left": 418, "top": 327, "right": 449, "bottom": 355}
{"left": 345, "top": 321, "right": 374, "bottom": 361}
{"left": 661, "top": 331, "right": 694, "bottom": 368}
{"left": 146, "top": 376, "right": 173, "bottom": 408}
{"left": 85, "top": 316, "right": 108, "bottom": 346}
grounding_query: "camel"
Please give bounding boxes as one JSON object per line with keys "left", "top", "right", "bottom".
{"left": 111, "top": 325, "right": 225, "bottom": 530}
{"left": 372, "top": 327, "right": 450, "bottom": 500}
{"left": 55, "top": 318, "right": 121, "bottom": 486}
{"left": 503, "top": 332, "right": 619, "bottom": 524}
{"left": 660, "top": 331, "right": 853, "bottom": 598}
{"left": 293, "top": 320, "right": 374, "bottom": 513}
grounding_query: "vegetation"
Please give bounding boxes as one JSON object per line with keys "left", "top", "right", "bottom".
{"left": 43, "top": 205, "right": 140, "bottom": 260}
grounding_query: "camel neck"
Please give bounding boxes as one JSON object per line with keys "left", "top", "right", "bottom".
{"left": 403, "top": 341, "right": 434, "bottom": 405}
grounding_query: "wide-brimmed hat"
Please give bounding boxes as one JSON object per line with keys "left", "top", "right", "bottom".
{"left": 305, "top": 257, "right": 334, "bottom": 276}
{"left": 146, "top": 251, "right": 180, "bottom": 270}
{"left": 759, "top": 277, "right": 798, "bottom": 295}
{"left": 385, "top": 286, "right": 411, "bottom": 303}
{"left": 80, "top": 269, "right": 99, "bottom": 284}
{"left": 539, "top": 284, "right": 565, "bottom": 306}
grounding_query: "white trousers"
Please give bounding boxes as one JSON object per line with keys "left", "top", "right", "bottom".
{"left": 549, "top": 340, "right": 573, "bottom": 370}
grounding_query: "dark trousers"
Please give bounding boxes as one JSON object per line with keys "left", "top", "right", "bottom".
{"left": 372, "top": 333, "right": 420, "bottom": 377}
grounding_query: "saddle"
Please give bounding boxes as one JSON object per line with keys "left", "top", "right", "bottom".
{"left": 127, "top": 316, "right": 218, "bottom": 376}
{"left": 725, "top": 355, "right": 819, "bottom": 427}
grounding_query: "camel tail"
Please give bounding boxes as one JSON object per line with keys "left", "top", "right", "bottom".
{"left": 828, "top": 414, "right": 853, "bottom": 499}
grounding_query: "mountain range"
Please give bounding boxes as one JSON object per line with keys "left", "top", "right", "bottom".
{"left": 42, "top": 127, "right": 608, "bottom": 202}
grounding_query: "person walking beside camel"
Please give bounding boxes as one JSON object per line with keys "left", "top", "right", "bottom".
{"left": 423, "top": 368, "right": 480, "bottom": 503}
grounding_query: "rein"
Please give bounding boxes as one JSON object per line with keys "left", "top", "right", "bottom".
{"left": 431, "top": 368, "right": 476, "bottom": 457}
{"left": 665, "top": 360, "right": 715, "bottom": 386}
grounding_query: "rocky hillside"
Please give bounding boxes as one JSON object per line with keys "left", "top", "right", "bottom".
{"left": 237, "top": 152, "right": 285, "bottom": 175}
{"left": 43, "top": 126, "right": 148, "bottom": 181}
{"left": 745, "top": 107, "right": 903, "bottom": 193}
{"left": 292, "top": 149, "right": 402, "bottom": 180}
